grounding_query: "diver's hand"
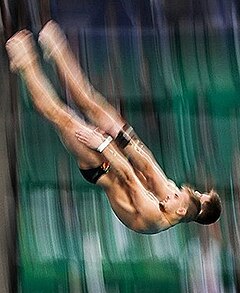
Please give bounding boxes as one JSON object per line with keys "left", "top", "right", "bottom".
{"left": 75, "top": 128, "right": 105, "bottom": 151}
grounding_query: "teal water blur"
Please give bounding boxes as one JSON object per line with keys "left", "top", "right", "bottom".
{"left": 18, "top": 28, "right": 236, "bottom": 293}
{"left": 2, "top": 1, "right": 240, "bottom": 292}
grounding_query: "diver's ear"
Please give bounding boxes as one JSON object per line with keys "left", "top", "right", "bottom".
{"left": 176, "top": 207, "right": 187, "bottom": 216}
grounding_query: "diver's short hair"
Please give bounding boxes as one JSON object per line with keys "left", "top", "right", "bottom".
{"left": 194, "top": 190, "right": 222, "bottom": 225}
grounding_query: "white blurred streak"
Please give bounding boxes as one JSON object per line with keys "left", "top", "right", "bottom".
{"left": 68, "top": 260, "right": 82, "bottom": 293}
{"left": 181, "top": 237, "right": 225, "bottom": 293}
{"left": 201, "top": 239, "right": 224, "bottom": 293}
{"left": 27, "top": 188, "right": 64, "bottom": 260}
{"left": 151, "top": 229, "right": 182, "bottom": 260}
{"left": 83, "top": 232, "right": 105, "bottom": 293}
{"left": 111, "top": 212, "right": 130, "bottom": 262}
{"left": 229, "top": 175, "right": 240, "bottom": 247}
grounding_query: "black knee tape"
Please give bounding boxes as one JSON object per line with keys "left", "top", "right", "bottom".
{"left": 115, "top": 124, "right": 135, "bottom": 148}
{"left": 115, "top": 130, "right": 130, "bottom": 148}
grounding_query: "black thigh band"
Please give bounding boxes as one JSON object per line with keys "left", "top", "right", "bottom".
{"left": 115, "top": 124, "right": 135, "bottom": 149}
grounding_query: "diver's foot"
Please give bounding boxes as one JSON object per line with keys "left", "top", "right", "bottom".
{"left": 39, "top": 20, "right": 68, "bottom": 60}
{"left": 5, "top": 30, "right": 38, "bottom": 72}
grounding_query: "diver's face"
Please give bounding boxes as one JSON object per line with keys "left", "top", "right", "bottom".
{"left": 159, "top": 188, "right": 190, "bottom": 224}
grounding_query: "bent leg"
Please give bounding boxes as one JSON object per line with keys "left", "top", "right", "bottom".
{"left": 6, "top": 30, "right": 104, "bottom": 169}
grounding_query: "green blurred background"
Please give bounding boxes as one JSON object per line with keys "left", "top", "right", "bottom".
{"left": 1, "top": 1, "right": 240, "bottom": 292}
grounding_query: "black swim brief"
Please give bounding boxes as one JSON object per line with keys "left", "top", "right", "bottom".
{"left": 79, "top": 162, "right": 111, "bottom": 184}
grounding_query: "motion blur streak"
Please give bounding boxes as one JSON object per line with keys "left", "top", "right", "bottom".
{"left": 1, "top": 0, "right": 240, "bottom": 292}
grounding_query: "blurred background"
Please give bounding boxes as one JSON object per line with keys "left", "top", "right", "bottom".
{"left": 0, "top": 0, "right": 239, "bottom": 292}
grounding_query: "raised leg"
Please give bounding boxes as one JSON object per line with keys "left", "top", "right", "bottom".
{"left": 5, "top": 30, "right": 104, "bottom": 169}
{"left": 39, "top": 21, "right": 125, "bottom": 138}
{"left": 38, "top": 21, "right": 163, "bottom": 187}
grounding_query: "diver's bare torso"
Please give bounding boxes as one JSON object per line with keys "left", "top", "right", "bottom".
{"left": 96, "top": 168, "right": 172, "bottom": 234}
